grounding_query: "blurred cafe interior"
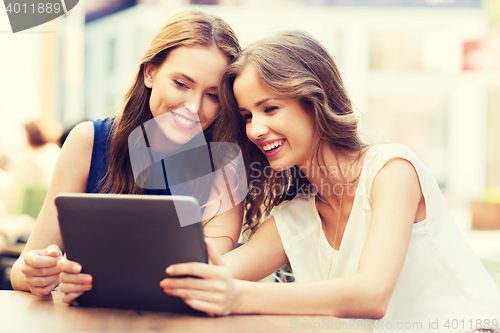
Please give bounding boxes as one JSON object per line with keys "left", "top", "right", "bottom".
{"left": 0, "top": 0, "right": 499, "bottom": 290}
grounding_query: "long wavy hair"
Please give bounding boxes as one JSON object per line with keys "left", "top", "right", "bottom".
{"left": 101, "top": 10, "right": 241, "bottom": 194}
{"left": 214, "top": 31, "right": 364, "bottom": 236}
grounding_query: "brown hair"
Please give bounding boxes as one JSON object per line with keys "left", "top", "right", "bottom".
{"left": 215, "top": 31, "right": 364, "bottom": 236}
{"left": 101, "top": 10, "right": 241, "bottom": 194}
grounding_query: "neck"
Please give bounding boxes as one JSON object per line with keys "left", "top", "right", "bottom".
{"left": 297, "top": 144, "right": 364, "bottom": 201}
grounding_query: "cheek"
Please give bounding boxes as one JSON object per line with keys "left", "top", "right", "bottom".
{"left": 201, "top": 103, "right": 221, "bottom": 129}
{"left": 299, "top": 113, "right": 316, "bottom": 138}
{"left": 163, "top": 86, "right": 181, "bottom": 105}
{"left": 244, "top": 123, "right": 252, "bottom": 139}
{"left": 158, "top": 84, "right": 183, "bottom": 106}
{"left": 149, "top": 91, "right": 160, "bottom": 115}
{"left": 304, "top": 123, "right": 316, "bottom": 148}
{"left": 150, "top": 87, "right": 165, "bottom": 107}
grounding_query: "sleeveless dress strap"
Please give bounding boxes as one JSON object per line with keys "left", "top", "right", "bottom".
{"left": 86, "top": 118, "right": 115, "bottom": 193}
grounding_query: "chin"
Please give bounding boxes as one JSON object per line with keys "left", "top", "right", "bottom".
{"left": 269, "top": 161, "right": 293, "bottom": 173}
{"left": 168, "top": 133, "right": 199, "bottom": 145}
{"left": 163, "top": 125, "right": 203, "bottom": 142}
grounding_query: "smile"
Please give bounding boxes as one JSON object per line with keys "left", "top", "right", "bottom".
{"left": 171, "top": 111, "right": 198, "bottom": 125}
{"left": 262, "top": 139, "right": 285, "bottom": 152}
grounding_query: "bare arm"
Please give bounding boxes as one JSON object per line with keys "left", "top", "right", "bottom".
{"left": 201, "top": 170, "right": 244, "bottom": 255}
{"left": 10, "top": 122, "right": 94, "bottom": 293}
{"left": 223, "top": 216, "right": 288, "bottom": 281}
{"left": 164, "top": 158, "right": 422, "bottom": 318}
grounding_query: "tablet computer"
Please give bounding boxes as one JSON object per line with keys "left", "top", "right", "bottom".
{"left": 55, "top": 193, "right": 207, "bottom": 314}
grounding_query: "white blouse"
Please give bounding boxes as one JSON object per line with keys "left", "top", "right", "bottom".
{"left": 272, "top": 144, "right": 500, "bottom": 333}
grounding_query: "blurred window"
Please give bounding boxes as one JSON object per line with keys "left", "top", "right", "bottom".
{"left": 108, "top": 37, "right": 116, "bottom": 75}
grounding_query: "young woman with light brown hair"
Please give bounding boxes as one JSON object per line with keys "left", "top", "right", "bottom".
{"left": 163, "top": 31, "right": 500, "bottom": 333}
{"left": 11, "top": 10, "right": 243, "bottom": 304}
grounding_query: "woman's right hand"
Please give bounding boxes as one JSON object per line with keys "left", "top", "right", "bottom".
{"left": 160, "top": 239, "right": 240, "bottom": 316}
{"left": 57, "top": 258, "right": 92, "bottom": 305}
{"left": 21, "top": 244, "right": 64, "bottom": 296}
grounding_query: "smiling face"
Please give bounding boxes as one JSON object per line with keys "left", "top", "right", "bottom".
{"left": 234, "top": 65, "right": 316, "bottom": 171}
{"left": 144, "top": 45, "right": 230, "bottom": 150}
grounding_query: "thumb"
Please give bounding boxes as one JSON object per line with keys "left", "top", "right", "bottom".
{"left": 45, "top": 244, "right": 63, "bottom": 258}
{"left": 206, "top": 238, "right": 225, "bottom": 267}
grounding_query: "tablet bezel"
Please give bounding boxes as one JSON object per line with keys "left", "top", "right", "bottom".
{"left": 55, "top": 193, "right": 207, "bottom": 314}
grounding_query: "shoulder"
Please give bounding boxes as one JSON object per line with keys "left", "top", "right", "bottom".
{"left": 56, "top": 121, "right": 95, "bottom": 172}
{"left": 368, "top": 144, "right": 420, "bottom": 181}
{"left": 363, "top": 144, "right": 421, "bottom": 183}
{"left": 63, "top": 121, "right": 95, "bottom": 151}
{"left": 89, "top": 117, "right": 116, "bottom": 140}
{"left": 63, "top": 118, "right": 117, "bottom": 152}
{"left": 362, "top": 144, "right": 423, "bottom": 201}
{"left": 95, "top": 117, "right": 116, "bottom": 130}
{"left": 371, "top": 154, "right": 422, "bottom": 205}
{"left": 48, "top": 121, "right": 96, "bottom": 192}
{"left": 374, "top": 158, "right": 419, "bottom": 185}
{"left": 367, "top": 143, "right": 417, "bottom": 163}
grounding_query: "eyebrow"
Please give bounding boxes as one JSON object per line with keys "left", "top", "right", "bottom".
{"left": 174, "top": 72, "right": 195, "bottom": 84}
{"left": 174, "top": 72, "right": 218, "bottom": 90}
{"left": 238, "top": 97, "right": 279, "bottom": 112}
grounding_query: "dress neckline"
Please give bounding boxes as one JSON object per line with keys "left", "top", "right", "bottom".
{"left": 312, "top": 145, "right": 377, "bottom": 252}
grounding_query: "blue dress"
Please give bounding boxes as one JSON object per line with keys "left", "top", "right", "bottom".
{"left": 85, "top": 118, "right": 171, "bottom": 195}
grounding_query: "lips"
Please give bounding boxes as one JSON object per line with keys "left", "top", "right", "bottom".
{"left": 171, "top": 111, "right": 199, "bottom": 129}
{"left": 261, "top": 139, "right": 285, "bottom": 152}
{"left": 258, "top": 139, "right": 286, "bottom": 158}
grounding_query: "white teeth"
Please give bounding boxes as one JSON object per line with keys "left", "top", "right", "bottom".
{"left": 173, "top": 112, "right": 196, "bottom": 125}
{"left": 263, "top": 140, "right": 284, "bottom": 152}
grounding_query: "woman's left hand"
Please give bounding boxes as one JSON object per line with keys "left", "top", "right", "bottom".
{"left": 159, "top": 239, "right": 239, "bottom": 316}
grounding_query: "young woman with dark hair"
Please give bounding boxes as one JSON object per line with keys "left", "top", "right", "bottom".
{"left": 11, "top": 10, "right": 243, "bottom": 305}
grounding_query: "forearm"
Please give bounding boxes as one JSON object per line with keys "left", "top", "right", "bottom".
{"left": 10, "top": 258, "right": 29, "bottom": 291}
{"left": 208, "top": 236, "right": 235, "bottom": 255}
{"left": 234, "top": 274, "right": 388, "bottom": 319}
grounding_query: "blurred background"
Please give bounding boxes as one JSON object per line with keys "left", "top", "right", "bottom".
{"left": 0, "top": 0, "right": 499, "bottom": 287}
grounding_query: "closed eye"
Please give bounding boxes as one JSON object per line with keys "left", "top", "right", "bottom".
{"left": 264, "top": 106, "right": 279, "bottom": 113}
{"left": 206, "top": 92, "right": 219, "bottom": 101}
{"left": 174, "top": 80, "right": 188, "bottom": 89}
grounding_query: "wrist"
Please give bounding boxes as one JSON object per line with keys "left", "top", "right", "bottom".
{"left": 10, "top": 260, "right": 28, "bottom": 291}
{"left": 231, "top": 279, "right": 253, "bottom": 314}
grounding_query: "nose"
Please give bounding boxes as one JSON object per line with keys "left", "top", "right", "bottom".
{"left": 247, "top": 115, "right": 269, "bottom": 141}
{"left": 183, "top": 101, "right": 198, "bottom": 114}
{"left": 184, "top": 90, "right": 203, "bottom": 117}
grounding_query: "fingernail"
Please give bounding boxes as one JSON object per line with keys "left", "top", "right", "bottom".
{"left": 159, "top": 280, "right": 167, "bottom": 288}
{"left": 73, "top": 265, "right": 82, "bottom": 273}
{"left": 83, "top": 284, "right": 92, "bottom": 290}
{"left": 166, "top": 266, "right": 173, "bottom": 274}
{"left": 83, "top": 276, "right": 92, "bottom": 283}
{"left": 163, "top": 288, "right": 171, "bottom": 294}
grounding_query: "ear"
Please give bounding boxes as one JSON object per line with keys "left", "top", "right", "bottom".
{"left": 143, "top": 63, "right": 155, "bottom": 88}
